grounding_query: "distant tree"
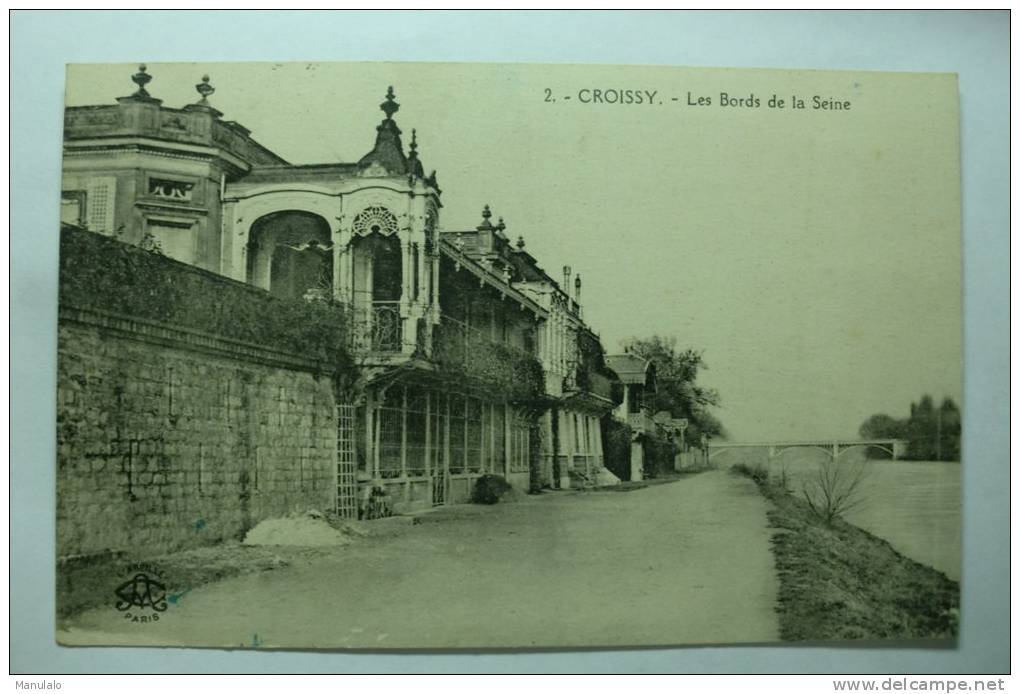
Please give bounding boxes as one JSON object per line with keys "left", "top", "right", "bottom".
{"left": 906, "top": 395, "right": 938, "bottom": 460}
{"left": 859, "top": 413, "right": 906, "bottom": 440}
{"left": 936, "top": 398, "right": 962, "bottom": 462}
{"left": 859, "top": 414, "right": 906, "bottom": 458}
{"left": 911, "top": 394, "right": 936, "bottom": 419}
{"left": 620, "top": 335, "right": 725, "bottom": 445}
{"left": 858, "top": 394, "right": 961, "bottom": 462}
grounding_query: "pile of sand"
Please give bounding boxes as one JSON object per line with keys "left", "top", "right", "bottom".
{"left": 596, "top": 467, "right": 622, "bottom": 487}
{"left": 243, "top": 513, "right": 352, "bottom": 547}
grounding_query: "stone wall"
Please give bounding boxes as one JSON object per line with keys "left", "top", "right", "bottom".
{"left": 57, "top": 307, "right": 339, "bottom": 560}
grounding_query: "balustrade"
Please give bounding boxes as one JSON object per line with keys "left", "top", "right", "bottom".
{"left": 352, "top": 300, "right": 403, "bottom": 352}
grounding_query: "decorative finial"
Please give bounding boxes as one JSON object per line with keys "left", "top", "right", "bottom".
{"left": 516, "top": 236, "right": 526, "bottom": 249}
{"left": 575, "top": 273, "right": 582, "bottom": 289}
{"left": 195, "top": 74, "right": 215, "bottom": 104}
{"left": 380, "top": 86, "right": 399, "bottom": 120}
{"left": 497, "top": 216, "right": 506, "bottom": 232}
{"left": 131, "top": 64, "right": 152, "bottom": 97}
{"left": 409, "top": 128, "right": 418, "bottom": 154}
{"left": 477, "top": 204, "right": 493, "bottom": 230}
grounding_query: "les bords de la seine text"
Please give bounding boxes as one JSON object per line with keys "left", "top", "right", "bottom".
{"left": 545, "top": 88, "right": 853, "bottom": 111}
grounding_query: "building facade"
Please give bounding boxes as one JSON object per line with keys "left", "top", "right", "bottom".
{"left": 606, "top": 353, "right": 658, "bottom": 481}
{"left": 61, "top": 66, "right": 622, "bottom": 518}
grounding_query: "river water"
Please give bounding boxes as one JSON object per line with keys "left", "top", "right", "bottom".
{"left": 712, "top": 448, "right": 961, "bottom": 581}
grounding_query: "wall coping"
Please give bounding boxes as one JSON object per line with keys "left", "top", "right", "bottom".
{"left": 59, "top": 304, "right": 336, "bottom": 376}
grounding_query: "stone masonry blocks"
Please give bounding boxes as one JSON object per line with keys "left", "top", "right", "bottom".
{"left": 56, "top": 320, "right": 338, "bottom": 558}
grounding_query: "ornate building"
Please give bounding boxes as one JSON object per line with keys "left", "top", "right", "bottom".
{"left": 606, "top": 353, "right": 658, "bottom": 481}
{"left": 61, "top": 66, "right": 622, "bottom": 516}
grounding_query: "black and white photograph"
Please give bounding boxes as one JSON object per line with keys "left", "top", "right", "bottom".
{"left": 8, "top": 9, "right": 1010, "bottom": 680}
{"left": 53, "top": 60, "right": 963, "bottom": 649}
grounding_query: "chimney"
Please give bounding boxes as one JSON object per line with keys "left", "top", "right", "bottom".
{"left": 562, "top": 265, "right": 572, "bottom": 291}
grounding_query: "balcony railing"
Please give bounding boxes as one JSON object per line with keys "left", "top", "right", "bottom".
{"left": 353, "top": 301, "right": 403, "bottom": 352}
{"left": 563, "top": 367, "right": 617, "bottom": 402}
{"left": 627, "top": 410, "right": 656, "bottom": 434}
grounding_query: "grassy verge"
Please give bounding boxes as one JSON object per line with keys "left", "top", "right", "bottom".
{"left": 732, "top": 463, "right": 959, "bottom": 641}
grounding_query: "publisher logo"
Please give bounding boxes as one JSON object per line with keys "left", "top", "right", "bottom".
{"left": 114, "top": 563, "right": 167, "bottom": 623}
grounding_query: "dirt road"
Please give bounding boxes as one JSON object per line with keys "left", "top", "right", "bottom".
{"left": 59, "top": 470, "right": 779, "bottom": 649}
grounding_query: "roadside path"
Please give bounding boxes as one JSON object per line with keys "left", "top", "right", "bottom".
{"left": 60, "top": 470, "right": 779, "bottom": 649}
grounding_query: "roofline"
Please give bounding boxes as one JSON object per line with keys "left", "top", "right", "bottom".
{"left": 63, "top": 137, "right": 268, "bottom": 176}
{"left": 64, "top": 104, "right": 290, "bottom": 166}
{"left": 440, "top": 229, "right": 568, "bottom": 292}
{"left": 249, "top": 162, "right": 358, "bottom": 170}
{"left": 438, "top": 238, "right": 548, "bottom": 319}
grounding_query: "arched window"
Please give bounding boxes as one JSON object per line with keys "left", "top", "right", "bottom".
{"left": 350, "top": 232, "right": 403, "bottom": 351}
{"left": 247, "top": 211, "right": 333, "bottom": 300}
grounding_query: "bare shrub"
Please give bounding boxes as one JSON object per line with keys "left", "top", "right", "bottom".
{"left": 802, "top": 454, "right": 871, "bottom": 525}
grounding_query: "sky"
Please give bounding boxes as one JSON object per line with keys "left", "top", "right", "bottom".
{"left": 64, "top": 61, "right": 963, "bottom": 442}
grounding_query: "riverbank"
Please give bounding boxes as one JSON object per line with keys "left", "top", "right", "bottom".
{"left": 732, "top": 464, "right": 959, "bottom": 641}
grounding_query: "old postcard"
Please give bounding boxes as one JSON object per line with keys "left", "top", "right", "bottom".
{"left": 55, "top": 61, "right": 961, "bottom": 649}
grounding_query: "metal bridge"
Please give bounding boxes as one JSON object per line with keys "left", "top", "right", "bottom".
{"left": 707, "top": 439, "right": 907, "bottom": 462}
